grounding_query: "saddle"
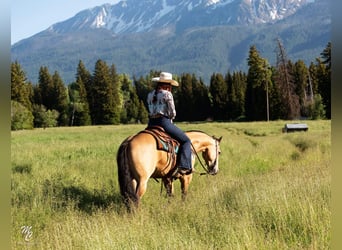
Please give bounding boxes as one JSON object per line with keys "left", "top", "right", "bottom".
{"left": 141, "top": 126, "right": 179, "bottom": 154}
{"left": 140, "top": 126, "right": 188, "bottom": 178}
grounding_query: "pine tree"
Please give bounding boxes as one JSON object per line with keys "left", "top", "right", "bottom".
{"left": 90, "top": 60, "right": 120, "bottom": 125}
{"left": 38, "top": 66, "right": 54, "bottom": 109}
{"left": 274, "top": 38, "right": 300, "bottom": 120}
{"left": 51, "top": 71, "right": 69, "bottom": 126}
{"left": 317, "top": 42, "right": 331, "bottom": 118}
{"left": 293, "top": 60, "right": 310, "bottom": 117}
{"left": 11, "top": 61, "right": 33, "bottom": 111}
{"left": 134, "top": 75, "right": 154, "bottom": 108}
{"left": 245, "top": 45, "right": 272, "bottom": 121}
{"left": 209, "top": 73, "right": 228, "bottom": 120}
{"left": 138, "top": 100, "right": 149, "bottom": 124}
{"left": 192, "top": 76, "right": 211, "bottom": 121}
{"left": 110, "top": 64, "right": 123, "bottom": 124}
{"left": 73, "top": 60, "right": 92, "bottom": 126}
{"left": 230, "top": 71, "right": 247, "bottom": 120}
{"left": 120, "top": 74, "right": 139, "bottom": 123}
{"left": 177, "top": 73, "right": 194, "bottom": 121}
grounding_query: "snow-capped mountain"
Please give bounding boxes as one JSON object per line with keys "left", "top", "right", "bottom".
{"left": 49, "top": 0, "right": 309, "bottom": 35}
{"left": 11, "top": 0, "right": 330, "bottom": 84}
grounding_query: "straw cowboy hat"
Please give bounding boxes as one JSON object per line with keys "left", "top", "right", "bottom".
{"left": 152, "top": 72, "right": 179, "bottom": 86}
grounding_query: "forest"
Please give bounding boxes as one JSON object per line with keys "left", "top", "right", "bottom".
{"left": 11, "top": 41, "right": 331, "bottom": 130}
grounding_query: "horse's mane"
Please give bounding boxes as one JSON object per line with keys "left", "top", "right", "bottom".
{"left": 186, "top": 130, "right": 222, "bottom": 141}
{"left": 186, "top": 130, "right": 212, "bottom": 137}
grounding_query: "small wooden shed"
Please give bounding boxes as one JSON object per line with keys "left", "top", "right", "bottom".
{"left": 282, "top": 123, "right": 308, "bottom": 133}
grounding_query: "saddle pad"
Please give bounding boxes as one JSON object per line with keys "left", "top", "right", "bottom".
{"left": 142, "top": 126, "right": 179, "bottom": 153}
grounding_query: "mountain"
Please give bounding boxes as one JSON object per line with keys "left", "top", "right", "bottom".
{"left": 49, "top": 0, "right": 308, "bottom": 34}
{"left": 11, "top": 0, "right": 331, "bottom": 84}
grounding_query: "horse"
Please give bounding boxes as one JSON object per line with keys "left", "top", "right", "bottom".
{"left": 116, "top": 128, "right": 222, "bottom": 209}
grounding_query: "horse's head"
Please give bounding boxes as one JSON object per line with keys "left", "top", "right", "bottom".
{"left": 202, "top": 136, "right": 222, "bottom": 175}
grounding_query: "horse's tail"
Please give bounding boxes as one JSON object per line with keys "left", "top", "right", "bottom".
{"left": 116, "top": 136, "right": 138, "bottom": 209}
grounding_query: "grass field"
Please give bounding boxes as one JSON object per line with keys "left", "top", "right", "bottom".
{"left": 11, "top": 121, "right": 331, "bottom": 249}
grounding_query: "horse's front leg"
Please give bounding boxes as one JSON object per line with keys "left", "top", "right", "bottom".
{"left": 179, "top": 174, "right": 193, "bottom": 200}
{"left": 162, "top": 177, "right": 174, "bottom": 197}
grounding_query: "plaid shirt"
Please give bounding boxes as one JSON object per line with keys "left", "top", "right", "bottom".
{"left": 147, "top": 89, "right": 176, "bottom": 119}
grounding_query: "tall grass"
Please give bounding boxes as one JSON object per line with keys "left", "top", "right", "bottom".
{"left": 11, "top": 121, "right": 330, "bottom": 249}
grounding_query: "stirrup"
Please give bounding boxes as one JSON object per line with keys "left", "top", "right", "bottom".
{"left": 176, "top": 167, "right": 193, "bottom": 175}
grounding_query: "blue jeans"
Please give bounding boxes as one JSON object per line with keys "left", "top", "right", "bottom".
{"left": 148, "top": 117, "right": 192, "bottom": 170}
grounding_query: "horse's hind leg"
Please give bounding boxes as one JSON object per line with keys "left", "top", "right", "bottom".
{"left": 136, "top": 178, "right": 148, "bottom": 201}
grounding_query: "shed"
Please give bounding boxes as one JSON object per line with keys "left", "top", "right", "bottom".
{"left": 282, "top": 123, "right": 308, "bottom": 133}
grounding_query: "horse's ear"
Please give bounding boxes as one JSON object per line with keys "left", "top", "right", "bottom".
{"left": 213, "top": 136, "right": 222, "bottom": 142}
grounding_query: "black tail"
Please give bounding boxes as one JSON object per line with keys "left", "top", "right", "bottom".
{"left": 116, "top": 137, "right": 138, "bottom": 210}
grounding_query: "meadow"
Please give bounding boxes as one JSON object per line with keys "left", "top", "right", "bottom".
{"left": 11, "top": 121, "right": 331, "bottom": 249}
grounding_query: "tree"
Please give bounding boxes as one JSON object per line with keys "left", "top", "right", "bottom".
{"left": 137, "top": 100, "right": 149, "bottom": 124}
{"left": 110, "top": 64, "right": 123, "bottom": 124}
{"left": 32, "top": 104, "right": 59, "bottom": 128}
{"left": 274, "top": 38, "right": 300, "bottom": 120}
{"left": 120, "top": 74, "right": 140, "bottom": 123}
{"left": 90, "top": 60, "right": 120, "bottom": 125}
{"left": 11, "top": 61, "right": 33, "bottom": 111}
{"left": 209, "top": 73, "right": 228, "bottom": 120}
{"left": 245, "top": 45, "right": 272, "bottom": 121}
{"left": 11, "top": 101, "right": 34, "bottom": 130}
{"left": 293, "top": 60, "right": 310, "bottom": 117}
{"left": 37, "top": 66, "right": 54, "bottom": 109}
{"left": 316, "top": 42, "right": 331, "bottom": 119}
{"left": 228, "top": 71, "right": 247, "bottom": 120}
{"left": 51, "top": 71, "right": 69, "bottom": 126}
{"left": 72, "top": 60, "right": 92, "bottom": 126}
{"left": 176, "top": 73, "right": 194, "bottom": 121}
{"left": 192, "top": 76, "right": 211, "bottom": 121}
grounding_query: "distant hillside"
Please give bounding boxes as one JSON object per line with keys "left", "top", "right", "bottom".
{"left": 11, "top": 0, "right": 330, "bottom": 84}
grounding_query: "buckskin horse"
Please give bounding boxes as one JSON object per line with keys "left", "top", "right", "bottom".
{"left": 116, "top": 127, "right": 222, "bottom": 209}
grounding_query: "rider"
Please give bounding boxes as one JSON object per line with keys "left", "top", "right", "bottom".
{"left": 147, "top": 72, "right": 192, "bottom": 175}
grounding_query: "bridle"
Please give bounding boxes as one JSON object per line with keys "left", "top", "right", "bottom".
{"left": 190, "top": 136, "right": 219, "bottom": 175}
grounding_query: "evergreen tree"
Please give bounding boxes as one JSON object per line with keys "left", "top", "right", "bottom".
{"left": 37, "top": 66, "right": 54, "bottom": 109}
{"left": 192, "top": 76, "right": 211, "bottom": 121}
{"left": 245, "top": 45, "right": 272, "bottom": 121}
{"left": 90, "top": 60, "right": 119, "bottom": 124}
{"left": 230, "top": 71, "right": 247, "bottom": 120}
{"left": 269, "top": 66, "right": 284, "bottom": 120}
{"left": 308, "top": 62, "right": 319, "bottom": 95}
{"left": 120, "top": 74, "right": 140, "bottom": 123}
{"left": 134, "top": 75, "right": 154, "bottom": 108}
{"left": 11, "top": 61, "right": 33, "bottom": 111}
{"left": 177, "top": 73, "right": 194, "bottom": 121}
{"left": 72, "top": 60, "right": 92, "bottom": 126}
{"left": 138, "top": 100, "right": 149, "bottom": 124}
{"left": 274, "top": 39, "right": 300, "bottom": 120}
{"left": 35, "top": 66, "right": 64, "bottom": 126}
{"left": 209, "top": 73, "right": 228, "bottom": 120}
{"left": 316, "top": 42, "right": 331, "bottom": 118}
{"left": 293, "top": 60, "right": 310, "bottom": 117}
{"left": 51, "top": 71, "right": 69, "bottom": 126}
{"left": 110, "top": 64, "right": 123, "bottom": 124}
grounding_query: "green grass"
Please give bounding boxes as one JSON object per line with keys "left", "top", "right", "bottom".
{"left": 11, "top": 121, "right": 331, "bottom": 249}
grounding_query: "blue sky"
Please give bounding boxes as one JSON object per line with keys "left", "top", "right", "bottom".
{"left": 11, "top": 0, "right": 120, "bottom": 44}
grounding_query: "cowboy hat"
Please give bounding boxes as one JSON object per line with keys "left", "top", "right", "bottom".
{"left": 152, "top": 72, "right": 179, "bottom": 86}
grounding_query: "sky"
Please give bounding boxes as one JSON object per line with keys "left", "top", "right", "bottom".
{"left": 11, "top": 0, "right": 120, "bottom": 44}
